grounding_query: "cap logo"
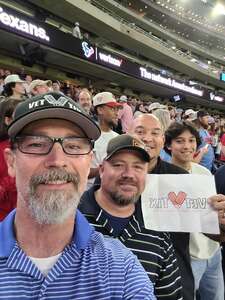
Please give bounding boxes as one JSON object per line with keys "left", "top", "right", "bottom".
{"left": 97, "top": 96, "right": 103, "bottom": 103}
{"left": 28, "top": 94, "right": 82, "bottom": 113}
{"left": 44, "top": 95, "right": 68, "bottom": 106}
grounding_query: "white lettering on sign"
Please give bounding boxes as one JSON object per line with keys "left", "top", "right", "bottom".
{"left": 0, "top": 6, "right": 50, "bottom": 42}
{"left": 99, "top": 52, "right": 122, "bottom": 67}
{"left": 140, "top": 67, "right": 204, "bottom": 97}
{"left": 210, "top": 92, "right": 224, "bottom": 102}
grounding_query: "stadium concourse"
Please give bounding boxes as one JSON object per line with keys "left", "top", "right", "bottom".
{"left": 0, "top": 0, "right": 225, "bottom": 299}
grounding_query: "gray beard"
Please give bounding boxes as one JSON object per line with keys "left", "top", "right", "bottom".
{"left": 108, "top": 190, "right": 139, "bottom": 207}
{"left": 28, "top": 168, "right": 80, "bottom": 225}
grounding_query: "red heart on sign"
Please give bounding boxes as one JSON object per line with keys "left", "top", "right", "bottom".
{"left": 168, "top": 191, "right": 187, "bottom": 208}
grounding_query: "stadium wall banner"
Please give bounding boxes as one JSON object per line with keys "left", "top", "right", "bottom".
{"left": 0, "top": 4, "right": 223, "bottom": 103}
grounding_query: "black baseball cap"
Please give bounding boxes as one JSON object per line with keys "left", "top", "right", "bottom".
{"left": 105, "top": 134, "right": 150, "bottom": 162}
{"left": 8, "top": 92, "right": 101, "bottom": 140}
{"left": 197, "top": 110, "right": 209, "bottom": 118}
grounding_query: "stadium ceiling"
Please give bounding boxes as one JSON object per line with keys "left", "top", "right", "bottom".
{"left": 1, "top": 27, "right": 224, "bottom": 111}
{"left": 2, "top": 0, "right": 224, "bottom": 111}
{"left": 119, "top": 0, "right": 225, "bottom": 56}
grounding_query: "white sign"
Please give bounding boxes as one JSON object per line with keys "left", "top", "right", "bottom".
{"left": 0, "top": 6, "right": 50, "bottom": 42}
{"left": 98, "top": 52, "right": 122, "bottom": 67}
{"left": 141, "top": 174, "right": 219, "bottom": 234}
{"left": 140, "top": 67, "right": 204, "bottom": 97}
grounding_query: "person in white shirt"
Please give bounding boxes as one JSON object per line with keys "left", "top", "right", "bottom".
{"left": 72, "top": 22, "right": 82, "bottom": 39}
{"left": 87, "top": 92, "right": 122, "bottom": 188}
{"left": 165, "top": 121, "right": 224, "bottom": 300}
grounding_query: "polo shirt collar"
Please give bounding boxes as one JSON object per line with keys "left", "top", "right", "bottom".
{"left": 83, "top": 185, "right": 144, "bottom": 240}
{"left": 73, "top": 210, "right": 94, "bottom": 250}
{"left": 0, "top": 209, "right": 93, "bottom": 257}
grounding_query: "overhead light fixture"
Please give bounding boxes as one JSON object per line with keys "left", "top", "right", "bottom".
{"left": 212, "top": 3, "right": 225, "bottom": 16}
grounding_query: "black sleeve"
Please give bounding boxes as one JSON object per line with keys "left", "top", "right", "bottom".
{"left": 215, "top": 165, "right": 225, "bottom": 195}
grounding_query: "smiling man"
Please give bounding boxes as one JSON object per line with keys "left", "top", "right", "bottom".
{"left": 80, "top": 134, "right": 183, "bottom": 299}
{"left": 165, "top": 121, "right": 223, "bottom": 300}
{"left": 0, "top": 92, "right": 155, "bottom": 300}
{"left": 128, "top": 114, "right": 225, "bottom": 300}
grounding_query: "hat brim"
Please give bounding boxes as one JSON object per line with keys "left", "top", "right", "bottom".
{"left": 105, "top": 102, "right": 123, "bottom": 108}
{"left": 8, "top": 107, "right": 101, "bottom": 140}
{"left": 5, "top": 79, "right": 25, "bottom": 85}
{"left": 16, "top": 80, "right": 26, "bottom": 83}
{"left": 105, "top": 146, "right": 150, "bottom": 162}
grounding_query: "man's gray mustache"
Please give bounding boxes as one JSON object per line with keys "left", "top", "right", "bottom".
{"left": 30, "top": 168, "right": 80, "bottom": 188}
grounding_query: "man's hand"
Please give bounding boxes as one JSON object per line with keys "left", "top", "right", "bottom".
{"left": 209, "top": 194, "right": 225, "bottom": 231}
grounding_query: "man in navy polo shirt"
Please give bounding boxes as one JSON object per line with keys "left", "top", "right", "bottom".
{"left": 0, "top": 92, "right": 155, "bottom": 299}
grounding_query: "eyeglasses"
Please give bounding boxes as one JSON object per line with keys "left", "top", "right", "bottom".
{"left": 14, "top": 135, "right": 94, "bottom": 155}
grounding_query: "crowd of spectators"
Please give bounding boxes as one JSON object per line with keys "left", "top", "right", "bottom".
{"left": 1, "top": 68, "right": 225, "bottom": 299}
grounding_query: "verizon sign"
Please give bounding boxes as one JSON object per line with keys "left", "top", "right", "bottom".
{"left": 0, "top": 6, "right": 50, "bottom": 41}
{"left": 98, "top": 52, "right": 122, "bottom": 67}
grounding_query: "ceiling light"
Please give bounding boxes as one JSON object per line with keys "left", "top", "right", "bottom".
{"left": 213, "top": 3, "right": 225, "bottom": 16}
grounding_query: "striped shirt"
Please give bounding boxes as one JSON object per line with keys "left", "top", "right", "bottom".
{"left": 0, "top": 209, "right": 155, "bottom": 300}
{"left": 79, "top": 185, "right": 183, "bottom": 300}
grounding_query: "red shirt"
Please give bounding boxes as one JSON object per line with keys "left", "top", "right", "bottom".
{"left": 220, "top": 133, "right": 225, "bottom": 161}
{"left": 0, "top": 139, "right": 17, "bottom": 221}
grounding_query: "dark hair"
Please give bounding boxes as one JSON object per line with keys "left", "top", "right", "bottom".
{"left": 165, "top": 121, "right": 201, "bottom": 154}
{"left": 0, "top": 98, "right": 22, "bottom": 140}
{"left": 52, "top": 80, "right": 60, "bottom": 85}
{"left": 2, "top": 82, "right": 16, "bottom": 97}
{"left": 94, "top": 104, "right": 105, "bottom": 116}
{"left": 134, "top": 103, "right": 143, "bottom": 112}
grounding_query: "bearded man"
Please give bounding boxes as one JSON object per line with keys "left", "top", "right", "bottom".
{"left": 79, "top": 134, "right": 183, "bottom": 300}
{"left": 0, "top": 92, "right": 155, "bottom": 299}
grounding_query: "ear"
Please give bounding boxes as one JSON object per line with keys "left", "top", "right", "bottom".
{"left": 99, "top": 162, "right": 105, "bottom": 179}
{"left": 162, "top": 134, "right": 165, "bottom": 146}
{"left": 4, "top": 116, "right": 12, "bottom": 126}
{"left": 96, "top": 106, "right": 104, "bottom": 116}
{"left": 4, "top": 148, "right": 16, "bottom": 178}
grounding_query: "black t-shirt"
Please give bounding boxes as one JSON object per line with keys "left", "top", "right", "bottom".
{"left": 215, "top": 165, "right": 225, "bottom": 195}
{"left": 150, "top": 158, "right": 193, "bottom": 300}
{"left": 103, "top": 210, "right": 131, "bottom": 236}
{"left": 215, "top": 165, "right": 225, "bottom": 283}
{"left": 151, "top": 158, "right": 189, "bottom": 175}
